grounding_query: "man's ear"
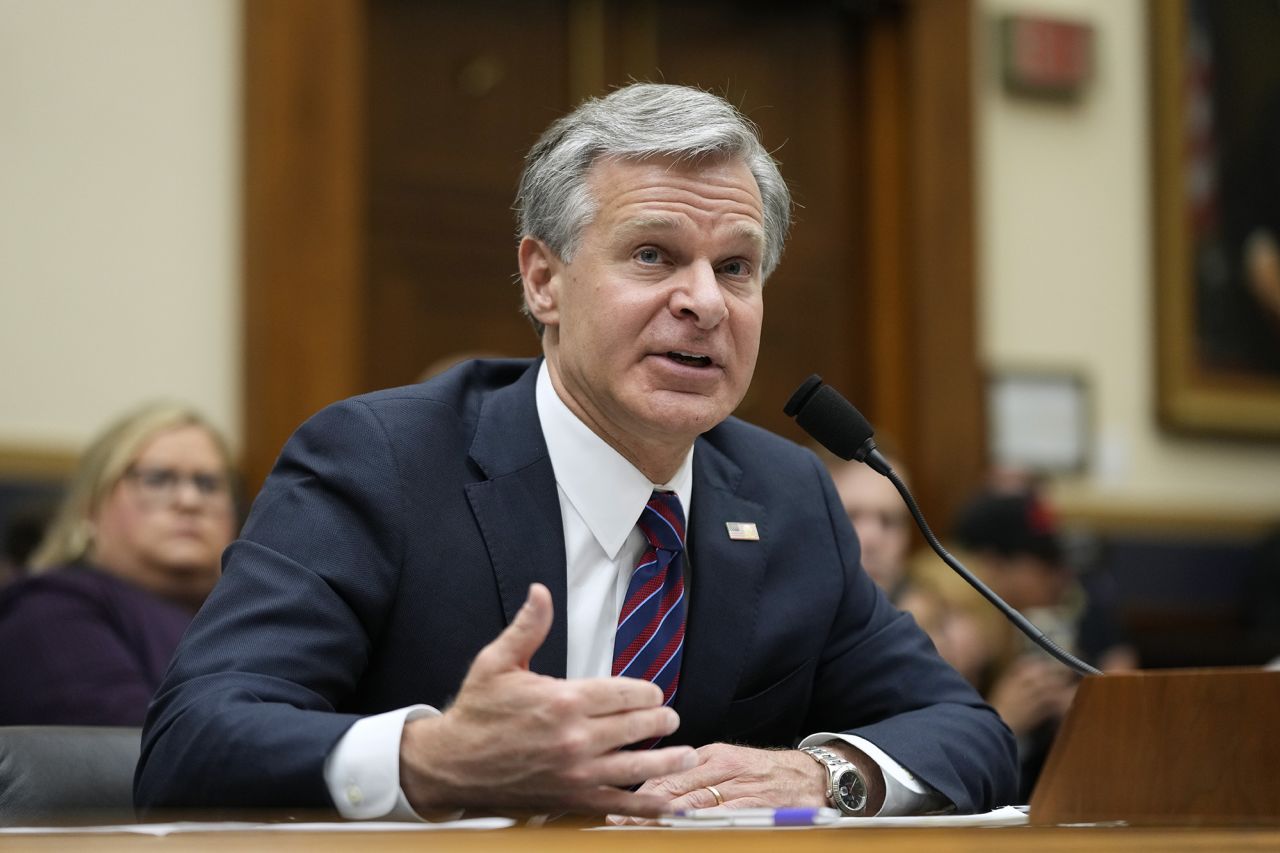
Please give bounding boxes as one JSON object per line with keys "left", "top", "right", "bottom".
{"left": 518, "top": 237, "right": 562, "bottom": 328}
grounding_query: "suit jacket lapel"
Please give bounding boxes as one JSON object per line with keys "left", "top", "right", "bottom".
{"left": 464, "top": 362, "right": 568, "bottom": 678}
{"left": 673, "top": 434, "right": 769, "bottom": 746}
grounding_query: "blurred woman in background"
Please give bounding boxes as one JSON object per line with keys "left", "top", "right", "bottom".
{"left": 0, "top": 402, "right": 236, "bottom": 726}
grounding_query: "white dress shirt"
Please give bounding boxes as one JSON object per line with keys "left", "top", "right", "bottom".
{"left": 323, "top": 362, "right": 941, "bottom": 818}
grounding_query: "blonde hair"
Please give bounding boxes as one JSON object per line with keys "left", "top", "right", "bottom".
{"left": 29, "top": 402, "right": 233, "bottom": 572}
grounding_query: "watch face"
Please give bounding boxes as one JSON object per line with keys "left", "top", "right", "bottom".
{"left": 835, "top": 768, "right": 867, "bottom": 812}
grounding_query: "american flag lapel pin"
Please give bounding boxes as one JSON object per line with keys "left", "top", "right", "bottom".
{"left": 725, "top": 522, "right": 759, "bottom": 541}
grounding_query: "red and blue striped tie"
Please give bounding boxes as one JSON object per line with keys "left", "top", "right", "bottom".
{"left": 612, "top": 490, "right": 686, "bottom": 713}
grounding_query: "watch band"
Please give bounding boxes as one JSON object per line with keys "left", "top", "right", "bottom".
{"left": 801, "top": 745, "right": 869, "bottom": 816}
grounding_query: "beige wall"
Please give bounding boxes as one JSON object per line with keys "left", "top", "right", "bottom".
{"left": 0, "top": 0, "right": 240, "bottom": 454}
{"left": 976, "top": 0, "right": 1280, "bottom": 516}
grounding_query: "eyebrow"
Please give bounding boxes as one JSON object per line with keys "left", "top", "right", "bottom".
{"left": 614, "top": 216, "right": 681, "bottom": 242}
{"left": 726, "top": 222, "right": 767, "bottom": 254}
{"left": 613, "top": 217, "right": 766, "bottom": 254}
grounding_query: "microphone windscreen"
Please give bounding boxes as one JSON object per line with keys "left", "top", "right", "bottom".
{"left": 785, "top": 378, "right": 875, "bottom": 461}
{"left": 783, "top": 374, "right": 823, "bottom": 417}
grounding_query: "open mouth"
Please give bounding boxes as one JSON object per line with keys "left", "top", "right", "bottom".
{"left": 665, "top": 351, "right": 714, "bottom": 368}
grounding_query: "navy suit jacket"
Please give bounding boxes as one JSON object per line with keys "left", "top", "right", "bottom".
{"left": 135, "top": 359, "right": 1015, "bottom": 812}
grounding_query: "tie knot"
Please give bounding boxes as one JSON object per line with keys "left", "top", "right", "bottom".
{"left": 639, "top": 490, "right": 685, "bottom": 553}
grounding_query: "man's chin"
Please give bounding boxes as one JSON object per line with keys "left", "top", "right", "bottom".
{"left": 640, "top": 398, "right": 733, "bottom": 440}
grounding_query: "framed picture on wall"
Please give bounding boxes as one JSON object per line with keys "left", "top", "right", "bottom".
{"left": 987, "top": 369, "right": 1090, "bottom": 473}
{"left": 1152, "top": 0, "right": 1280, "bottom": 438}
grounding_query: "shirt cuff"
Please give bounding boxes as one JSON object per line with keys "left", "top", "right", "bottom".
{"left": 799, "top": 731, "right": 951, "bottom": 816}
{"left": 323, "top": 704, "right": 448, "bottom": 820}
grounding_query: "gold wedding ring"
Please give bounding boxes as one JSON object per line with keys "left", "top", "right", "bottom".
{"left": 705, "top": 784, "right": 725, "bottom": 807}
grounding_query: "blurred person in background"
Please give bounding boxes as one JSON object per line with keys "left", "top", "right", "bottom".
{"left": 898, "top": 548, "right": 1008, "bottom": 690}
{"left": 828, "top": 455, "right": 1002, "bottom": 685}
{"left": 0, "top": 403, "right": 236, "bottom": 726}
{"left": 953, "top": 486, "right": 1137, "bottom": 801}
{"left": 827, "top": 454, "right": 913, "bottom": 601}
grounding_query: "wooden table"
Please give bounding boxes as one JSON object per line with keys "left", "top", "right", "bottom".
{"left": 4, "top": 823, "right": 1280, "bottom": 852}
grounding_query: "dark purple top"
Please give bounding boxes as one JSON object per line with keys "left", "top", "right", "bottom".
{"left": 0, "top": 564, "right": 193, "bottom": 726}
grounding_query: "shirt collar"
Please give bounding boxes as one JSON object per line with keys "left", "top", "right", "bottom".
{"left": 535, "top": 361, "right": 694, "bottom": 559}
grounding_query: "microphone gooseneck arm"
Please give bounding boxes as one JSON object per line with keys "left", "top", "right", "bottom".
{"left": 786, "top": 375, "right": 1102, "bottom": 678}
{"left": 876, "top": 450, "right": 1100, "bottom": 677}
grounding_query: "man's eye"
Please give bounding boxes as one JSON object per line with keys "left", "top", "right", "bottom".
{"left": 635, "top": 247, "right": 662, "bottom": 264}
{"left": 720, "top": 260, "right": 750, "bottom": 277}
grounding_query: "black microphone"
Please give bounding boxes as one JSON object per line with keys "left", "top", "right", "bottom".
{"left": 785, "top": 374, "right": 1101, "bottom": 678}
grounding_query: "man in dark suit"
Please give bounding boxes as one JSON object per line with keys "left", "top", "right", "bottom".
{"left": 136, "top": 83, "right": 1016, "bottom": 819}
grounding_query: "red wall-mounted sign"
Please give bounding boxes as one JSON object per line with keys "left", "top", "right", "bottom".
{"left": 1000, "top": 14, "right": 1094, "bottom": 100}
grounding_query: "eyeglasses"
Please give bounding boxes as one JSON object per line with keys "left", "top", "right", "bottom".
{"left": 123, "top": 466, "right": 232, "bottom": 507}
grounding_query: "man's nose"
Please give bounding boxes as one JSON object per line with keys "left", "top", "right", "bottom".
{"left": 671, "top": 260, "right": 728, "bottom": 329}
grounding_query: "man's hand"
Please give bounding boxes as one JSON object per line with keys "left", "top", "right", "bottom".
{"left": 616, "top": 741, "right": 886, "bottom": 819}
{"left": 398, "top": 583, "right": 698, "bottom": 816}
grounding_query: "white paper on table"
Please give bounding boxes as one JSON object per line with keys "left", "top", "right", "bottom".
{"left": 595, "top": 805, "right": 1028, "bottom": 830}
{"left": 831, "top": 805, "right": 1027, "bottom": 828}
{"left": 0, "top": 818, "right": 515, "bottom": 836}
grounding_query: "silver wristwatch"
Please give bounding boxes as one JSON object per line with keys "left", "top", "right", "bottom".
{"left": 801, "top": 745, "right": 868, "bottom": 816}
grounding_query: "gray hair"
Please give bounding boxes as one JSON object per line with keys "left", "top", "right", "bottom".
{"left": 516, "top": 83, "right": 792, "bottom": 333}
